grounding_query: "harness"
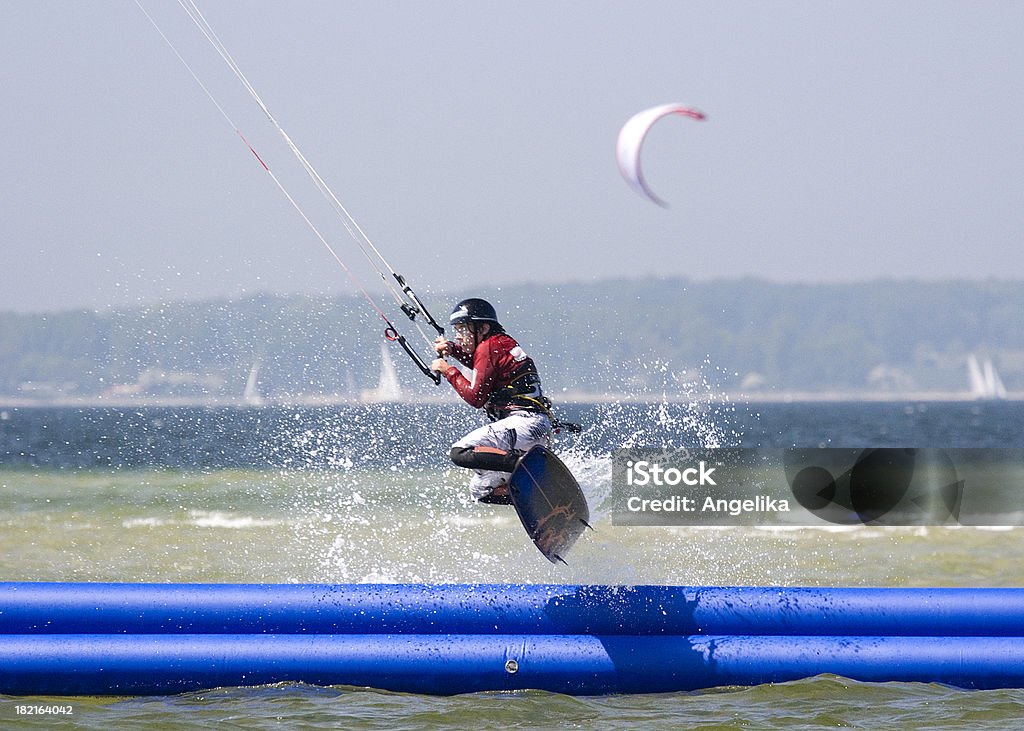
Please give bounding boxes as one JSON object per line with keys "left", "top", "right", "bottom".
{"left": 475, "top": 331, "right": 581, "bottom": 434}
{"left": 484, "top": 364, "right": 552, "bottom": 421}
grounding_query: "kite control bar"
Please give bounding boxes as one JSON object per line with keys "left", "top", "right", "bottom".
{"left": 384, "top": 326, "right": 442, "bottom": 385}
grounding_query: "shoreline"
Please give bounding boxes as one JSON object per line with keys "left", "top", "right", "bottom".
{"left": 0, "top": 390, "right": 1018, "bottom": 409}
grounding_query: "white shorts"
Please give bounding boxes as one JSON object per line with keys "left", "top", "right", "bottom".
{"left": 452, "top": 411, "right": 552, "bottom": 499}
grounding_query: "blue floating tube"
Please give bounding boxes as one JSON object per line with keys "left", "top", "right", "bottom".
{"left": 2, "top": 634, "right": 1024, "bottom": 696}
{"left": 3, "top": 583, "right": 1024, "bottom": 636}
{"left": 2, "top": 583, "right": 1024, "bottom": 696}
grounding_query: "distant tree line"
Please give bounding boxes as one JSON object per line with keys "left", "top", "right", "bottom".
{"left": 1, "top": 278, "right": 1021, "bottom": 400}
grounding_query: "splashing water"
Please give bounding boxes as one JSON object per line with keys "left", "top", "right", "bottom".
{"left": 4, "top": 399, "right": 1020, "bottom": 588}
{"left": 275, "top": 360, "right": 756, "bottom": 584}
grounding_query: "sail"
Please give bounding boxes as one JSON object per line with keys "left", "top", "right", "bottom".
{"left": 967, "top": 355, "right": 988, "bottom": 397}
{"left": 243, "top": 359, "right": 264, "bottom": 406}
{"left": 968, "top": 354, "right": 1007, "bottom": 400}
{"left": 983, "top": 359, "right": 1008, "bottom": 399}
{"left": 360, "top": 344, "right": 404, "bottom": 403}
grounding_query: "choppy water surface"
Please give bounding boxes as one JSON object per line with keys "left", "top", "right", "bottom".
{"left": 1, "top": 400, "right": 1023, "bottom": 728}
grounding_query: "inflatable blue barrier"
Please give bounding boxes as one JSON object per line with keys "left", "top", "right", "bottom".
{"left": 2, "top": 583, "right": 1024, "bottom": 695}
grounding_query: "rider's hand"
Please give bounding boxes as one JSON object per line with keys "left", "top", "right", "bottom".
{"left": 433, "top": 336, "right": 453, "bottom": 355}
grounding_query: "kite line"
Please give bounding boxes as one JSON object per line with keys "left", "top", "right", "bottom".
{"left": 134, "top": 0, "right": 444, "bottom": 383}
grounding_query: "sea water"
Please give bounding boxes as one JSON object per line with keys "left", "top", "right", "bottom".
{"left": 1, "top": 401, "right": 1023, "bottom": 728}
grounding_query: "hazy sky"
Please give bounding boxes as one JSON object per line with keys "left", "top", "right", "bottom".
{"left": 2, "top": 2, "right": 1022, "bottom": 313}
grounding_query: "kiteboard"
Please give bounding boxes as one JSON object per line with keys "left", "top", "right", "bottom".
{"left": 508, "top": 445, "right": 591, "bottom": 564}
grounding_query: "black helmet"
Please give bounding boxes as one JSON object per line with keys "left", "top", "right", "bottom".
{"left": 450, "top": 298, "right": 499, "bottom": 327}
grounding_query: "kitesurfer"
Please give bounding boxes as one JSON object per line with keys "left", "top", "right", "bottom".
{"left": 431, "top": 298, "right": 552, "bottom": 505}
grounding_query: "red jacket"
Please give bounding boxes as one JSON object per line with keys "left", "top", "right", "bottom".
{"left": 445, "top": 332, "right": 546, "bottom": 416}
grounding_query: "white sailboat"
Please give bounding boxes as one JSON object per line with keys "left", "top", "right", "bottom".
{"left": 243, "top": 359, "right": 265, "bottom": 406}
{"left": 360, "top": 344, "right": 404, "bottom": 403}
{"left": 967, "top": 354, "right": 1007, "bottom": 400}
